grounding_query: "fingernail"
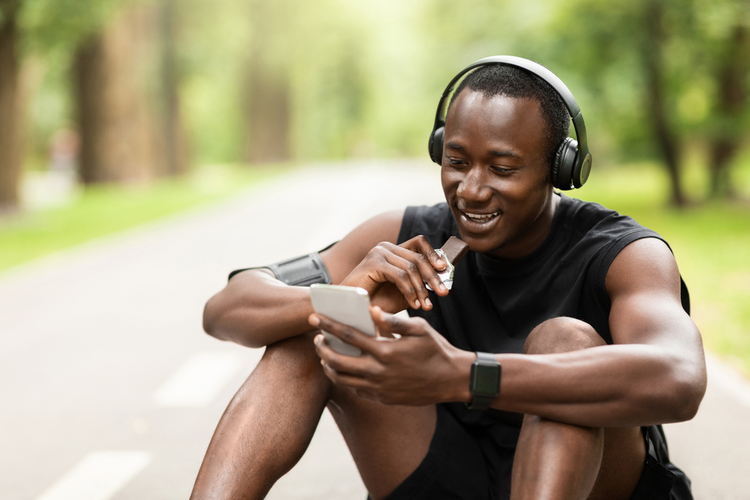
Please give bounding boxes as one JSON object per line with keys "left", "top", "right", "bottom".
{"left": 309, "top": 315, "right": 321, "bottom": 327}
{"left": 424, "top": 298, "right": 432, "bottom": 309}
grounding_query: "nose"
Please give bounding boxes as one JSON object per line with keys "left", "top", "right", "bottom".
{"left": 456, "top": 165, "right": 492, "bottom": 204}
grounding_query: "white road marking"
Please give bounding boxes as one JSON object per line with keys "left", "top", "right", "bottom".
{"left": 706, "top": 354, "right": 750, "bottom": 408}
{"left": 35, "top": 451, "right": 151, "bottom": 500}
{"left": 153, "top": 352, "right": 245, "bottom": 408}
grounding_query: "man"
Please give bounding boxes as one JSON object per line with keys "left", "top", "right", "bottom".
{"left": 191, "top": 58, "right": 706, "bottom": 500}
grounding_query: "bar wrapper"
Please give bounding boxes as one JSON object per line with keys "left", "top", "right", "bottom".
{"left": 425, "top": 249, "right": 455, "bottom": 291}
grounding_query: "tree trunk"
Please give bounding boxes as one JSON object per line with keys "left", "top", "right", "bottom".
{"left": 0, "top": 0, "right": 22, "bottom": 212}
{"left": 243, "top": 56, "right": 291, "bottom": 164}
{"left": 73, "top": 5, "right": 166, "bottom": 184}
{"left": 643, "top": 0, "right": 687, "bottom": 206}
{"left": 242, "top": 0, "right": 292, "bottom": 165}
{"left": 708, "top": 24, "right": 749, "bottom": 199}
{"left": 159, "top": 0, "right": 189, "bottom": 176}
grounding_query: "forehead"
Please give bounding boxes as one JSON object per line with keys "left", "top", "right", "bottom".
{"left": 444, "top": 90, "right": 547, "bottom": 157}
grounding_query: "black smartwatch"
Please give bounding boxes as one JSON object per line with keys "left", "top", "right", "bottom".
{"left": 467, "top": 352, "right": 501, "bottom": 410}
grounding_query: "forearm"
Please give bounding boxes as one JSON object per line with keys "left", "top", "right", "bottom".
{"left": 203, "top": 270, "right": 316, "bottom": 348}
{"left": 491, "top": 344, "right": 705, "bottom": 427}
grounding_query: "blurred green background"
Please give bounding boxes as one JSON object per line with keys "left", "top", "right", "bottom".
{"left": 0, "top": 0, "right": 748, "bottom": 372}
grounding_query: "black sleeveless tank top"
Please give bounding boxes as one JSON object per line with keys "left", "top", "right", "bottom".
{"left": 397, "top": 193, "right": 690, "bottom": 431}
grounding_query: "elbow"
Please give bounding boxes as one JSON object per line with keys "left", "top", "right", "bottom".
{"left": 202, "top": 297, "right": 224, "bottom": 340}
{"left": 202, "top": 296, "right": 267, "bottom": 349}
{"left": 665, "top": 359, "right": 707, "bottom": 423}
{"left": 669, "top": 383, "right": 704, "bottom": 422}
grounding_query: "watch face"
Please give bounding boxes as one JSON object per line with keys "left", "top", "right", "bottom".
{"left": 473, "top": 364, "right": 500, "bottom": 395}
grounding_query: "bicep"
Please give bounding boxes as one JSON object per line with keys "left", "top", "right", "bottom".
{"left": 321, "top": 208, "right": 405, "bottom": 284}
{"left": 606, "top": 238, "right": 700, "bottom": 351}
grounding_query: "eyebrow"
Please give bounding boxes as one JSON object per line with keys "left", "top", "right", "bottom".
{"left": 445, "top": 141, "right": 521, "bottom": 159}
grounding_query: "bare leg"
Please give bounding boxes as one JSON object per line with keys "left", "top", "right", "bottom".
{"left": 511, "top": 318, "right": 645, "bottom": 500}
{"left": 190, "top": 332, "right": 332, "bottom": 500}
{"left": 190, "top": 331, "right": 437, "bottom": 500}
{"left": 327, "top": 388, "right": 435, "bottom": 500}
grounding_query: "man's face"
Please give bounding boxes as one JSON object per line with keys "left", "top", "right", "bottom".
{"left": 441, "top": 90, "right": 556, "bottom": 260}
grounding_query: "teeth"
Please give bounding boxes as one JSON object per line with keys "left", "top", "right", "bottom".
{"left": 464, "top": 211, "right": 499, "bottom": 220}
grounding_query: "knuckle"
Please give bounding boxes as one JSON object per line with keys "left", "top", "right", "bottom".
{"left": 338, "top": 326, "right": 356, "bottom": 342}
{"left": 378, "top": 344, "right": 394, "bottom": 361}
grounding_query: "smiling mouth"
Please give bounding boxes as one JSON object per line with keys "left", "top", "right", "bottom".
{"left": 461, "top": 210, "right": 501, "bottom": 223}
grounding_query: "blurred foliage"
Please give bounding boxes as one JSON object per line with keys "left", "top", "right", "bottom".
{"left": 6, "top": 0, "right": 750, "bottom": 200}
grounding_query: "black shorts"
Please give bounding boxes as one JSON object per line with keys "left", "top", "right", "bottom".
{"left": 376, "top": 405, "right": 693, "bottom": 500}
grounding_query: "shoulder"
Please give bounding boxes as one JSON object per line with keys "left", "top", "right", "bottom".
{"left": 398, "top": 202, "right": 455, "bottom": 247}
{"left": 560, "top": 195, "right": 664, "bottom": 274}
{"left": 561, "top": 195, "right": 647, "bottom": 239}
{"left": 606, "top": 237, "right": 681, "bottom": 300}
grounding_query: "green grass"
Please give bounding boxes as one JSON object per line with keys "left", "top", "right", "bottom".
{"left": 0, "top": 164, "right": 286, "bottom": 272}
{"left": 569, "top": 159, "right": 750, "bottom": 376}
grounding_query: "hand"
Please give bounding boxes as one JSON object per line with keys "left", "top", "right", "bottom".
{"left": 309, "top": 306, "right": 473, "bottom": 406}
{"left": 340, "top": 236, "right": 450, "bottom": 314}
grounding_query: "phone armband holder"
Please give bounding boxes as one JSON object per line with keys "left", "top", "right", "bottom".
{"left": 265, "top": 252, "right": 332, "bottom": 287}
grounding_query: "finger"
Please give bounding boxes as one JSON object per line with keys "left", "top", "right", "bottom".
{"left": 391, "top": 239, "right": 449, "bottom": 297}
{"left": 378, "top": 246, "right": 440, "bottom": 308}
{"left": 313, "top": 329, "right": 382, "bottom": 381}
{"left": 372, "top": 309, "right": 433, "bottom": 338}
{"left": 389, "top": 244, "right": 449, "bottom": 300}
{"left": 320, "top": 361, "right": 376, "bottom": 392}
{"left": 371, "top": 244, "right": 430, "bottom": 309}
{"left": 311, "top": 313, "right": 378, "bottom": 353}
{"left": 369, "top": 305, "right": 395, "bottom": 338}
{"left": 401, "top": 235, "right": 448, "bottom": 271}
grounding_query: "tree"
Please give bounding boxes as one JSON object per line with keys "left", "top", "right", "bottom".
{"left": 157, "top": 0, "right": 188, "bottom": 176}
{"left": 73, "top": 3, "right": 166, "bottom": 184}
{"left": 0, "top": 0, "right": 24, "bottom": 211}
{"left": 242, "top": 0, "right": 292, "bottom": 164}
{"left": 643, "top": 0, "right": 687, "bottom": 205}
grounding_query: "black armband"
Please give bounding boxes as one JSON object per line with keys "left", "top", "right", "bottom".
{"left": 228, "top": 252, "right": 332, "bottom": 287}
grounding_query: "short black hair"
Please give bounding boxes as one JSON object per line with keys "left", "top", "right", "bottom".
{"left": 447, "top": 63, "right": 570, "bottom": 167}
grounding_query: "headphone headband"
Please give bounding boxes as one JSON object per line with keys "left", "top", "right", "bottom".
{"left": 429, "top": 56, "right": 592, "bottom": 190}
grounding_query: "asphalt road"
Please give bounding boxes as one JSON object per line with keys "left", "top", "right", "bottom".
{"left": 1, "top": 160, "right": 748, "bottom": 500}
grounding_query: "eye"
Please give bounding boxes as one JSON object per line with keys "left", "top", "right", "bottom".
{"left": 446, "top": 157, "right": 468, "bottom": 168}
{"left": 490, "top": 165, "right": 514, "bottom": 174}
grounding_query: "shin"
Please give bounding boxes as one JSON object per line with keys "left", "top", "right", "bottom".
{"left": 190, "top": 332, "right": 332, "bottom": 500}
{"left": 511, "top": 317, "right": 608, "bottom": 500}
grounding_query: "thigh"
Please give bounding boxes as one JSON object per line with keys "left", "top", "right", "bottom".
{"left": 353, "top": 404, "right": 493, "bottom": 500}
{"left": 326, "top": 383, "right": 436, "bottom": 500}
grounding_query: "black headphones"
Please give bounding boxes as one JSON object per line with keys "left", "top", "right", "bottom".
{"left": 428, "top": 55, "right": 592, "bottom": 190}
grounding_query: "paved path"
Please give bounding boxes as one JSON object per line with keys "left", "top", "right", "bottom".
{"left": 1, "top": 160, "right": 748, "bottom": 499}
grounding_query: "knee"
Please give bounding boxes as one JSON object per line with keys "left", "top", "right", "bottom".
{"left": 523, "top": 317, "right": 605, "bottom": 355}
{"left": 261, "top": 331, "right": 323, "bottom": 377}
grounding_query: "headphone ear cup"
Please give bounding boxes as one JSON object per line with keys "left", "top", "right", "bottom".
{"left": 428, "top": 126, "right": 445, "bottom": 165}
{"left": 552, "top": 138, "right": 578, "bottom": 190}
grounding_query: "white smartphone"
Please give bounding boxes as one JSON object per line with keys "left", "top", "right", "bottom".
{"left": 309, "top": 284, "right": 376, "bottom": 356}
